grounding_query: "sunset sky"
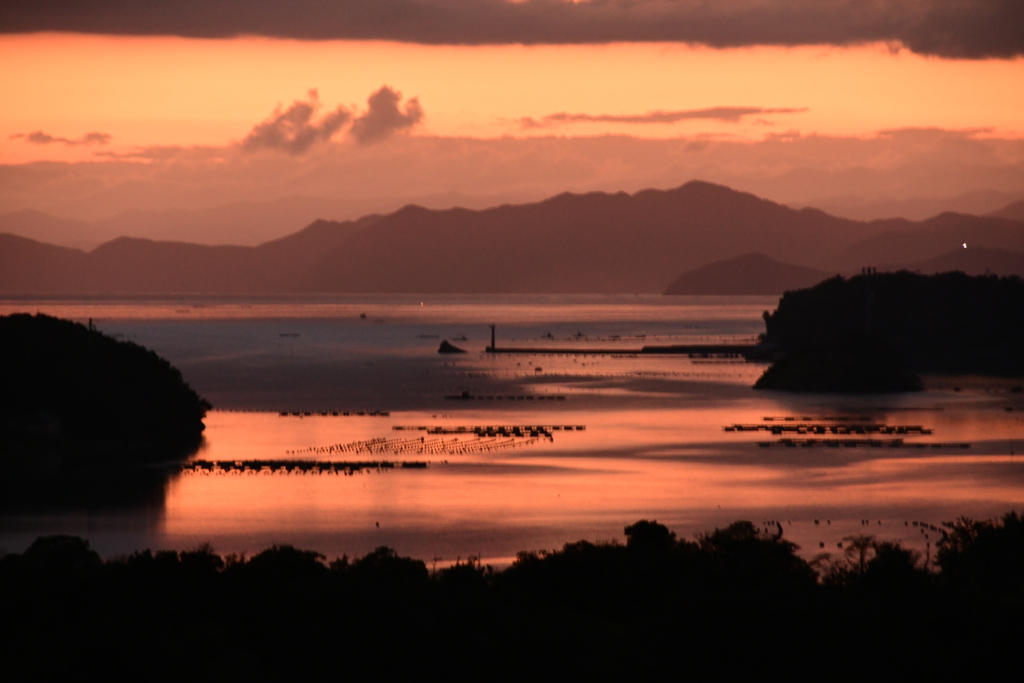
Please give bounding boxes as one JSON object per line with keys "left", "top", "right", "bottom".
{"left": 2, "top": 1, "right": 1023, "bottom": 233}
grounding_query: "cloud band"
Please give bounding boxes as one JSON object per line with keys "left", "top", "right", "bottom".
{"left": 10, "top": 131, "right": 111, "bottom": 146}
{"left": 519, "top": 106, "right": 808, "bottom": 128}
{"left": 1, "top": 1, "right": 1021, "bottom": 59}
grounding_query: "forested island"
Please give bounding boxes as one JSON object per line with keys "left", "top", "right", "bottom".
{"left": 0, "top": 313, "right": 210, "bottom": 509}
{"left": 755, "top": 271, "right": 1024, "bottom": 392}
{"left": 3, "top": 513, "right": 1023, "bottom": 677}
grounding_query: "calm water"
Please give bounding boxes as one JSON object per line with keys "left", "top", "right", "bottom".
{"left": 2, "top": 294, "right": 1023, "bottom": 565}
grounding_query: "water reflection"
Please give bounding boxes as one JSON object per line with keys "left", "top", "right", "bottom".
{"left": 2, "top": 295, "right": 1022, "bottom": 565}
{"left": 0, "top": 437, "right": 201, "bottom": 515}
{"left": 154, "top": 395, "right": 1024, "bottom": 566}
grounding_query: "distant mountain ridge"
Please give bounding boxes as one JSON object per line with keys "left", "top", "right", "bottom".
{"left": 0, "top": 210, "right": 101, "bottom": 251}
{"left": 2, "top": 181, "right": 1022, "bottom": 295}
{"left": 663, "top": 254, "right": 830, "bottom": 295}
{"left": 0, "top": 191, "right": 532, "bottom": 250}
{"left": 991, "top": 200, "right": 1024, "bottom": 222}
{"left": 662, "top": 248, "right": 1024, "bottom": 296}
{"left": 0, "top": 217, "right": 376, "bottom": 295}
{"left": 801, "top": 189, "right": 1024, "bottom": 222}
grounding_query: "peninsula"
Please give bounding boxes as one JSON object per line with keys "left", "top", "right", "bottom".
{"left": 754, "top": 271, "right": 1024, "bottom": 392}
{"left": 0, "top": 313, "right": 210, "bottom": 452}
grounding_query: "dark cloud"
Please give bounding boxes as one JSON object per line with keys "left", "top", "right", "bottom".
{"left": 240, "top": 87, "right": 422, "bottom": 152}
{"left": 10, "top": 130, "right": 111, "bottom": 145}
{"left": 242, "top": 89, "right": 351, "bottom": 154}
{"left": 349, "top": 87, "right": 424, "bottom": 144}
{"left": 519, "top": 106, "right": 806, "bottom": 128}
{"left": 1, "top": 1, "right": 1021, "bottom": 59}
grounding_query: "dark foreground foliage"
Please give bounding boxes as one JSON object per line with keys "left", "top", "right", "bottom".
{"left": 3, "top": 514, "right": 1023, "bottom": 680}
{"left": 757, "top": 271, "right": 1024, "bottom": 391}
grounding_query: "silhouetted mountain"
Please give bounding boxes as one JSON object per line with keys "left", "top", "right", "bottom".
{"left": 832, "top": 212, "right": 1024, "bottom": 272}
{"left": 663, "top": 253, "right": 831, "bottom": 295}
{"left": 299, "top": 182, "right": 872, "bottom": 293}
{"left": 3, "top": 192, "right": 531, "bottom": 249}
{"left": 805, "top": 189, "right": 1024, "bottom": 222}
{"left": 4, "top": 181, "right": 1024, "bottom": 294}
{"left": 0, "top": 209, "right": 106, "bottom": 250}
{"left": 0, "top": 216, "right": 375, "bottom": 294}
{"left": 0, "top": 233, "right": 89, "bottom": 293}
{"left": 990, "top": 200, "right": 1024, "bottom": 222}
{"left": 92, "top": 196, "right": 390, "bottom": 247}
{"left": 246, "top": 215, "right": 381, "bottom": 291}
{"left": 84, "top": 237, "right": 257, "bottom": 293}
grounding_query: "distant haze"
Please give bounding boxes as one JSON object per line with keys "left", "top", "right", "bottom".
{"left": 2, "top": 130, "right": 1024, "bottom": 248}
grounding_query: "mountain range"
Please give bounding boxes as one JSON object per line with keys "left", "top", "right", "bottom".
{"left": 2, "top": 181, "right": 1022, "bottom": 295}
{"left": 0, "top": 191, "right": 530, "bottom": 250}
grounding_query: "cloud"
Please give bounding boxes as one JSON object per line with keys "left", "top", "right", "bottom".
{"left": 93, "top": 145, "right": 228, "bottom": 161}
{"left": 349, "top": 87, "right": 424, "bottom": 144}
{"left": 10, "top": 130, "right": 111, "bottom": 145}
{"left": 2, "top": 1, "right": 1022, "bottom": 59}
{"left": 519, "top": 106, "right": 807, "bottom": 129}
{"left": 242, "top": 89, "right": 351, "bottom": 154}
{"left": 240, "top": 87, "right": 422, "bottom": 152}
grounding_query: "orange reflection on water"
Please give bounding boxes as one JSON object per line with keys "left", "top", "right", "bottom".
{"left": 161, "top": 403, "right": 1024, "bottom": 563}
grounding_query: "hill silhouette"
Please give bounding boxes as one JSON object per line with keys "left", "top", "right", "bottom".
{"left": 831, "top": 212, "right": 1024, "bottom": 272}
{"left": 0, "top": 216, "right": 376, "bottom": 294}
{"left": 991, "top": 199, "right": 1024, "bottom": 222}
{"left": 297, "top": 183, "right": 869, "bottom": 293}
{"left": 3, "top": 181, "right": 1023, "bottom": 294}
{"left": 0, "top": 233, "right": 89, "bottom": 293}
{"left": 663, "top": 253, "right": 830, "bottom": 295}
{"left": 663, "top": 247, "right": 1024, "bottom": 296}
{"left": 0, "top": 191, "right": 528, "bottom": 249}
{"left": 0, "top": 313, "right": 211, "bottom": 510}
{"left": 0, "top": 209, "right": 102, "bottom": 250}
{"left": 757, "top": 271, "right": 1024, "bottom": 384}
{"left": 0, "top": 313, "right": 210, "bottom": 448}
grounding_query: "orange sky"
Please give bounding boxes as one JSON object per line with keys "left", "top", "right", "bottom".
{"left": 3, "top": 33, "right": 1023, "bottom": 163}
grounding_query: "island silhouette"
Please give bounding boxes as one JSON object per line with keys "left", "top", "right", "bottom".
{"left": 0, "top": 313, "right": 210, "bottom": 510}
{"left": 754, "top": 270, "right": 1024, "bottom": 391}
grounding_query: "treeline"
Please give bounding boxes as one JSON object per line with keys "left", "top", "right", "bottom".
{"left": 3, "top": 514, "right": 1023, "bottom": 678}
{"left": 756, "top": 271, "right": 1024, "bottom": 391}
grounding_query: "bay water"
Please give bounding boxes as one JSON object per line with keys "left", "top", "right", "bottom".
{"left": 2, "top": 294, "right": 1022, "bottom": 566}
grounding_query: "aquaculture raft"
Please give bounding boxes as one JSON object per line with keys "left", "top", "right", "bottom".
{"left": 178, "top": 459, "right": 427, "bottom": 475}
